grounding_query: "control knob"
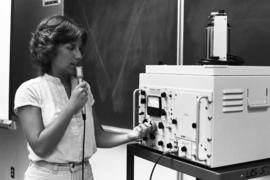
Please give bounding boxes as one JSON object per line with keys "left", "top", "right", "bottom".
{"left": 166, "top": 143, "right": 173, "bottom": 149}
{"left": 158, "top": 141, "right": 164, "bottom": 146}
{"left": 181, "top": 146, "right": 187, "bottom": 152}
{"left": 171, "top": 119, "right": 177, "bottom": 125}
{"left": 158, "top": 122, "right": 164, "bottom": 129}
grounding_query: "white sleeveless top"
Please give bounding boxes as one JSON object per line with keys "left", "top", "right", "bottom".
{"left": 14, "top": 74, "right": 97, "bottom": 163}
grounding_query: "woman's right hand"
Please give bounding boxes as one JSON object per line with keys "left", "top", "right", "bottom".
{"left": 68, "top": 82, "right": 88, "bottom": 114}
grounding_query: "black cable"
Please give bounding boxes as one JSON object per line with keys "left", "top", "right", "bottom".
{"left": 82, "top": 113, "right": 86, "bottom": 180}
{"left": 149, "top": 152, "right": 168, "bottom": 180}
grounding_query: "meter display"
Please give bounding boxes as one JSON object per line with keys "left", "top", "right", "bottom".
{"left": 147, "top": 96, "right": 161, "bottom": 117}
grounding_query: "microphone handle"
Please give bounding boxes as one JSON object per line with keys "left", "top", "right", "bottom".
{"left": 78, "top": 78, "right": 86, "bottom": 115}
{"left": 81, "top": 105, "right": 86, "bottom": 116}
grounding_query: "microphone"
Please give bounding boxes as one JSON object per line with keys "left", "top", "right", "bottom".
{"left": 76, "top": 66, "right": 87, "bottom": 180}
{"left": 76, "top": 66, "right": 86, "bottom": 116}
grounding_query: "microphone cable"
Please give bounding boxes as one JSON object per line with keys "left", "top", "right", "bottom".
{"left": 76, "top": 66, "right": 87, "bottom": 180}
{"left": 81, "top": 112, "right": 86, "bottom": 180}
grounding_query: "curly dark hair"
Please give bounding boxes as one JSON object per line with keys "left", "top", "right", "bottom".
{"left": 29, "top": 15, "right": 88, "bottom": 75}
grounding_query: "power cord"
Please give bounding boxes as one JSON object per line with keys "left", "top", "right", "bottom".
{"left": 149, "top": 151, "right": 170, "bottom": 180}
{"left": 82, "top": 113, "right": 86, "bottom": 180}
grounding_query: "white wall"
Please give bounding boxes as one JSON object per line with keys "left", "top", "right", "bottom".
{"left": 0, "top": 124, "right": 28, "bottom": 180}
{"left": 0, "top": 0, "right": 11, "bottom": 120}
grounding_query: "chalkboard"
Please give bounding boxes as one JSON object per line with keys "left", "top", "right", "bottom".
{"left": 184, "top": 0, "right": 270, "bottom": 66}
{"left": 9, "top": 0, "right": 63, "bottom": 120}
{"left": 65, "top": 0, "right": 177, "bottom": 128}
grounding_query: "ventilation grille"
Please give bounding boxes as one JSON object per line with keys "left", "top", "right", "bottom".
{"left": 43, "top": 0, "right": 61, "bottom": 7}
{"left": 222, "top": 89, "right": 244, "bottom": 113}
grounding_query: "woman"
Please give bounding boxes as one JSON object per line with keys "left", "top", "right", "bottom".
{"left": 14, "top": 15, "right": 153, "bottom": 180}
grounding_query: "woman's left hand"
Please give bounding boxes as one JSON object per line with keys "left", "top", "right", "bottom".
{"left": 128, "top": 122, "right": 156, "bottom": 141}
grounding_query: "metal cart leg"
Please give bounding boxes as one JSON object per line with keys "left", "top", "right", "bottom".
{"left": 127, "top": 146, "right": 134, "bottom": 180}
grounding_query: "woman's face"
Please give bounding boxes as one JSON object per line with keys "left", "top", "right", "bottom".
{"left": 52, "top": 38, "right": 83, "bottom": 77}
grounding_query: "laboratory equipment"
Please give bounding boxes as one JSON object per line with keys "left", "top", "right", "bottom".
{"left": 135, "top": 65, "right": 270, "bottom": 167}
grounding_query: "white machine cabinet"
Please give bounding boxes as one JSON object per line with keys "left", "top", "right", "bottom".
{"left": 136, "top": 65, "right": 270, "bottom": 168}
